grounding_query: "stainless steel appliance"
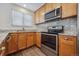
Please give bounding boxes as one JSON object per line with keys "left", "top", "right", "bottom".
{"left": 77, "top": 4, "right": 79, "bottom": 56}
{"left": 41, "top": 26, "right": 64, "bottom": 56}
{"left": 45, "top": 7, "right": 61, "bottom": 22}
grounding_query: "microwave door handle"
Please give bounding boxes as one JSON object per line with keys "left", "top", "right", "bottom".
{"left": 55, "top": 9, "right": 56, "bottom": 16}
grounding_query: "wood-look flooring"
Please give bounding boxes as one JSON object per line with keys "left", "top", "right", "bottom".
{"left": 8, "top": 46, "right": 46, "bottom": 56}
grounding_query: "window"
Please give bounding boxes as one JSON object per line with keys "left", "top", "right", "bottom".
{"left": 12, "top": 9, "right": 33, "bottom": 26}
{"left": 12, "top": 10, "right": 23, "bottom": 26}
{"left": 24, "top": 14, "right": 33, "bottom": 26}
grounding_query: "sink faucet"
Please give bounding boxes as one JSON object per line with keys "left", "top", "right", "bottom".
{"left": 22, "top": 27, "right": 24, "bottom": 31}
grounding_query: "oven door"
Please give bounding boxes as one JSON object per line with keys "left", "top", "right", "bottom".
{"left": 41, "top": 33, "right": 59, "bottom": 55}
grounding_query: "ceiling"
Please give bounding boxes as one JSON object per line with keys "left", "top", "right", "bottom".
{"left": 17, "top": 3, "right": 44, "bottom": 12}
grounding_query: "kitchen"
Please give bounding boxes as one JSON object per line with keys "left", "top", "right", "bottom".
{"left": 0, "top": 3, "right": 78, "bottom": 56}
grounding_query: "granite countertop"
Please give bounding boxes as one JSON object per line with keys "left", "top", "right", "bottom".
{"left": 0, "top": 30, "right": 41, "bottom": 45}
{"left": 58, "top": 33, "right": 77, "bottom": 36}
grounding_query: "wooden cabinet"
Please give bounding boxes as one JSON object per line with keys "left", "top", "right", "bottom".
{"left": 34, "top": 3, "right": 77, "bottom": 24}
{"left": 34, "top": 4, "right": 46, "bottom": 24}
{"left": 27, "top": 32, "right": 34, "bottom": 48}
{"left": 35, "top": 32, "right": 41, "bottom": 48}
{"left": 39, "top": 5, "right": 45, "bottom": 23}
{"left": 0, "top": 40, "right": 6, "bottom": 56}
{"left": 34, "top": 10, "right": 40, "bottom": 24}
{"left": 62, "top": 3, "right": 77, "bottom": 18}
{"left": 18, "top": 32, "right": 27, "bottom": 50}
{"left": 52, "top": 3, "right": 61, "bottom": 9}
{"left": 3, "top": 32, "right": 41, "bottom": 55}
{"left": 7, "top": 33, "right": 18, "bottom": 54}
{"left": 45, "top": 3, "right": 61, "bottom": 13}
{"left": 59, "top": 35, "right": 77, "bottom": 56}
{"left": 34, "top": 3, "right": 62, "bottom": 24}
{"left": 45, "top": 3, "right": 53, "bottom": 13}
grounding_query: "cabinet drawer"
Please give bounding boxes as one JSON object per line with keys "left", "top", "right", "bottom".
{"left": 59, "top": 35, "right": 76, "bottom": 46}
{"left": 59, "top": 43, "right": 76, "bottom": 56}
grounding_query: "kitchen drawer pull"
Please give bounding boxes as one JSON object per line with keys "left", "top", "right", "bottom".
{"left": 64, "top": 38, "right": 68, "bottom": 40}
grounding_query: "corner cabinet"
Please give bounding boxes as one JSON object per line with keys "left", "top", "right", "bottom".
{"left": 7, "top": 33, "right": 18, "bottom": 54}
{"left": 27, "top": 32, "right": 34, "bottom": 48}
{"left": 34, "top": 10, "right": 40, "bottom": 24}
{"left": 59, "top": 35, "right": 77, "bottom": 56}
{"left": 3, "top": 32, "right": 41, "bottom": 55}
{"left": 34, "top": 4, "right": 46, "bottom": 24}
{"left": 35, "top": 32, "right": 41, "bottom": 48}
{"left": 39, "top": 5, "right": 46, "bottom": 23}
{"left": 62, "top": 3, "right": 77, "bottom": 18}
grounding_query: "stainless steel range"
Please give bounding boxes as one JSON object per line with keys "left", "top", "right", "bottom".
{"left": 41, "top": 26, "right": 64, "bottom": 56}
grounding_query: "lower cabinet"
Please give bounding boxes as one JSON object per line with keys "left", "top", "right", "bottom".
{"left": 35, "top": 32, "right": 41, "bottom": 48}
{"left": 27, "top": 32, "right": 34, "bottom": 48}
{"left": 18, "top": 33, "right": 27, "bottom": 50}
{"left": 5, "top": 32, "right": 41, "bottom": 55}
{"left": 59, "top": 35, "right": 77, "bottom": 56}
{"left": 59, "top": 43, "right": 76, "bottom": 56}
{"left": 7, "top": 33, "right": 18, "bottom": 54}
{"left": 0, "top": 40, "right": 6, "bottom": 56}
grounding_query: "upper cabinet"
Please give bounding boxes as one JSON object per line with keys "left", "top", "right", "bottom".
{"left": 45, "top": 3, "right": 61, "bottom": 12}
{"left": 34, "top": 10, "right": 40, "bottom": 24}
{"left": 61, "top": 3, "right": 77, "bottom": 18}
{"left": 39, "top": 4, "right": 46, "bottom": 23}
{"left": 34, "top": 3, "right": 77, "bottom": 24}
{"left": 45, "top": 3, "right": 53, "bottom": 13}
{"left": 34, "top": 4, "right": 46, "bottom": 24}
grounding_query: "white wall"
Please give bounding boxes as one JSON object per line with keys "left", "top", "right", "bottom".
{"left": 0, "top": 3, "right": 36, "bottom": 31}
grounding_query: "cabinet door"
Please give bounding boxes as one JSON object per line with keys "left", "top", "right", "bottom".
{"left": 18, "top": 33, "right": 27, "bottom": 50}
{"left": 27, "top": 33, "right": 34, "bottom": 48}
{"left": 59, "top": 35, "right": 76, "bottom": 56}
{"left": 39, "top": 5, "right": 45, "bottom": 23}
{"left": 62, "top": 3, "right": 77, "bottom": 18}
{"left": 35, "top": 32, "right": 41, "bottom": 48}
{"left": 34, "top": 10, "right": 40, "bottom": 24}
{"left": 59, "top": 43, "right": 76, "bottom": 56}
{"left": 45, "top": 3, "right": 61, "bottom": 13}
{"left": 45, "top": 3, "right": 52, "bottom": 13}
{"left": 11, "top": 34, "right": 18, "bottom": 53}
{"left": 52, "top": 3, "right": 61, "bottom": 9}
{"left": 7, "top": 34, "right": 18, "bottom": 54}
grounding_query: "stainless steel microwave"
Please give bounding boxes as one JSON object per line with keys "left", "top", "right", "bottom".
{"left": 45, "top": 7, "right": 61, "bottom": 21}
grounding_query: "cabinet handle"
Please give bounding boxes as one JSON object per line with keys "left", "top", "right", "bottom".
{"left": 64, "top": 38, "right": 68, "bottom": 40}
{"left": 7, "top": 37, "right": 11, "bottom": 42}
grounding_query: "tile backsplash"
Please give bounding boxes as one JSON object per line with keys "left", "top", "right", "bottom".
{"left": 36, "top": 17, "right": 77, "bottom": 35}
